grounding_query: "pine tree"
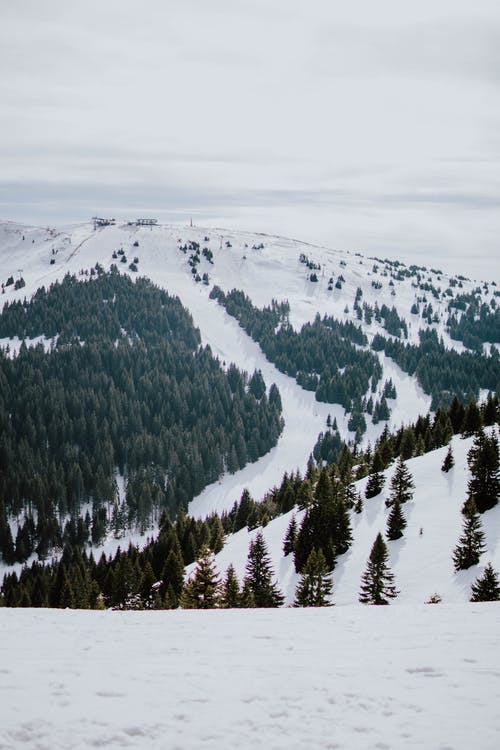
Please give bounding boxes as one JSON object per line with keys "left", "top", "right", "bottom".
{"left": 470, "top": 563, "right": 500, "bottom": 602}
{"left": 365, "top": 470, "right": 385, "bottom": 499}
{"left": 441, "top": 445, "right": 455, "bottom": 473}
{"left": 359, "top": 532, "right": 398, "bottom": 604}
{"left": 453, "top": 499, "right": 486, "bottom": 571}
{"left": 386, "top": 457, "right": 415, "bottom": 507}
{"left": 161, "top": 548, "right": 184, "bottom": 606}
{"left": 243, "top": 532, "right": 284, "bottom": 607}
{"left": 179, "top": 545, "right": 220, "bottom": 609}
{"left": 461, "top": 399, "right": 482, "bottom": 437}
{"left": 466, "top": 429, "right": 500, "bottom": 513}
{"left": 386, "top": 501, "right": 406, "bottom": 540}
{"left": 282, "top": 514, "right": 297, "bottom": 556}
{"left": 220, "top": 564, "right": 241, "bottom": 608}
{"left": 294, "top": 549, "right": 333, "bottom": 607}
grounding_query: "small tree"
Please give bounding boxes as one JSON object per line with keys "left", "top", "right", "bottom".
{"left": 365, "top": 470, "right": 385, "bottom": 499}
{"left": 470, "top": 563, "right": 500, "bottom": 602}
{"left": 179, "top": 545, "right": 220, "bottom": 609}
{"left": 294, "top": 549, "right": 333, "bottom": 607}
{"left": 441, "top": 445, "right": 455, "bottom": 473}
{"left": 386, "top": 501, "right": 406, "bottom": 540}
{"left": 220, "top": 564, "right": 242, "bottom": 608}
{"left": 452, "top": 499, "right": 486, "bottom": 572}
{"left": 359, "top": 533, "right": 398, "bottom": 605}
{"left": 386, "top": 456, "right": 414, "bottom": 506}
{"left": 282, "top": 515, "right": 297, "bottom": 556}
{"left": 243, "top": 531, "right": 284, "bottom": 608}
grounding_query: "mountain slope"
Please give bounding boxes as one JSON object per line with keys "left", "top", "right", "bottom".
{"left": 0, "top": 219, "right": 498, "bottom": 601}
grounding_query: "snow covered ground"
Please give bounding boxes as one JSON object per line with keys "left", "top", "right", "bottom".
{"left": 199, "top": 431, "right": 500, "bottom": 607}
{"left": 1, "top": 605, "right": 499, "bottom": 750}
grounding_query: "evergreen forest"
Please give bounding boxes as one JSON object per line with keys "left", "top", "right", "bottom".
{"left": 0, "top": 269, "right": 283, "bottom": 563}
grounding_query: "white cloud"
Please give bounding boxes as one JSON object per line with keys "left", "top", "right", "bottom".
{"left": 0, "top": 0, "right": 499, "bottom": 276}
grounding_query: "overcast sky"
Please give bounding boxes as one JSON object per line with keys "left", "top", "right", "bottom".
{"left": 1, "top": 0, "right": 499, "bottom": 277}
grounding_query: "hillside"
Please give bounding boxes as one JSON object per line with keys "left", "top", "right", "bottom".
{"left": 0, "top": 218, "right": 499, "bottom": 606}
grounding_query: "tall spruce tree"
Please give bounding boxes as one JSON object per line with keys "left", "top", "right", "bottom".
{"left": 294, "top": 468, "right": 352, "bottom": 573}
{"left": 452, "top": 498, "right": 486, "bottom": 571}
{"left": 365, "top": 450, "right": 385, "bottom": 499}
{"left": 470, "top": 563, "right": 500, "bottom": 602}
{"left": 385, "top": 456, "right": 415, "bottom": 508}
{"left": 243, "top": 532, "right": 284, "bottom": 607}
{"left": 179, "top": 545, "right": 220, "bottom": 609}
{"left": 282, "top": 514, "right": 298, "bottom": 556}
{"left": 466, "top": 429, "right": 500, "bottom": 513}
{"left": 359, "top": 532, "right": 398, "bottom": 605}
{"left": 294, "top": 548, "right": 333, "bottom": 607}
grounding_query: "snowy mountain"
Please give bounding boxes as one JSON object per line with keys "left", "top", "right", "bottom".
{"left": 0, "top": 218, "right": 498, "bottom": 605}
{"left": 1, "top": 218, "right": 499, "bottom": 750}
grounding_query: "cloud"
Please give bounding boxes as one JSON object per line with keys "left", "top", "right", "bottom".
{"left": 0, "top": 1, "right": 499, "bottom": 278}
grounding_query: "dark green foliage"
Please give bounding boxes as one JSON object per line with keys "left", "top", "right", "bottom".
{"left": 386, "top": 457, "right": 415, "bottom": 507}
{"left": 386, "top": 501, "right": 406, "bottom": 540}
{"left": 294, "top": 467, "right": 353, "bottom": 572}
{"left": 0, "top": 271, "right": 283, "bottom": 561}
{"left": 313, "top": 429, "right": 346, "bottom": 466}
{"left": 242, "top": 532, "right": 284, "bottom": 608}
{"left": 461, "top": 400, "right": 482, "bottom": 437}
{"left": 365, "top": 471, "right": 385, "bottom": 499}
{"left": 466, "top": 429, "right": 500, "bottom": 513}
{"left": 211, "top": 287, "right": 381, "bottom": 410}
{"left": 283, "top": 514, "right": 298, "bottom": 556}
{"left": 470, "top": 563, "right": 500, "bottom": 602}
{"left": 370, "top": 328, "right": 499, "bottom": 410}
{"left": 294, "top": 549, "right": 333, "bottom": 607}
{"left": 453, "top": 499, "right": 486, "bottom": 572}
{"left": 220, "top": 564, "right": 242, "bottom": 608}
{"left": 442, "top": 445, "right": 455, "bottom": 472}
{"left": 179, "top": 545, "right": 220, "bottom": 609}
{"left": 359, "top": 533, "right": 398, "bottom": 604}
{"left": 448, "top": 298, "right": 500, "bottom": 348}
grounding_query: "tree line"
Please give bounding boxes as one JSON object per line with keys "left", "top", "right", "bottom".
{"left": 210, "top": 286, "right": 382, "bottom": 412}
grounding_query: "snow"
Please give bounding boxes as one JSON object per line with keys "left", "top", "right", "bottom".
{"left": 0, "top": 220, "right": 499, "bottom": 749}
{"left": 1, "top": 604, "right": 499, "bottom": 750}
{"left": 212, "top": 432, "right": 500, "bottom": 607}
{"left": 0, "top": 219, "right": 497, "bottom": 578}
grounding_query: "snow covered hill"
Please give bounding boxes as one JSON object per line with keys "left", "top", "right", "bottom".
{"left": 208, "top": 431, "right": 500, "bottom": 607}
{"left": 1, "top": 218, "right": 499, "bottom": 750}
{"left": 0, "top": 218, "right": 498, "bottom": 604}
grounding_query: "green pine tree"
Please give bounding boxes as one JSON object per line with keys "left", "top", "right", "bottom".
{"left": 470, "top": 563, "right": 500, "bottom": 602}
{"left": 220, "top": 564, "right": 241, "bottom": 608}
{"left": 386, "top": 501, "right": 406, "bottom": 540}
{"left": 243, "top": 532, "right": 284, "bottom": 608}
{"left": 179, "top": 545, "right": 220, "bottom": 609}
{"left": 466, "top": 429, "right": 500, "bottom": 513}
{"left": 359, "top": 532, "right": 398, "bottom": 605}
{"left": 453, "top": 498, "right": 486, "bottom": 571}
{"left": 386, "top": 456, "right": 415, "bottom": 506}
{"left": 282, "top": 514, "right": 298, "bottom": 556}
{"left": 294, "top": 549, "right": 333, "bottom": 607}
{"left": 365, "top": 470, "right": 385, "bottom": 499}
{"left": 441, "top": 445, "right": 455, "bottom": 473}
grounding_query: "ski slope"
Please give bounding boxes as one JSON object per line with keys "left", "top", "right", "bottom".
{"left": 0, "top": 216, "right": 449, "bottom": 522}
{"left": 0, "top": 219, "right": 498, "bottom": 602}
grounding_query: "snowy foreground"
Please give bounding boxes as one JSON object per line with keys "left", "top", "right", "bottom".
{"left": 1, "top": 606, "right": 499, "bottom": 750}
